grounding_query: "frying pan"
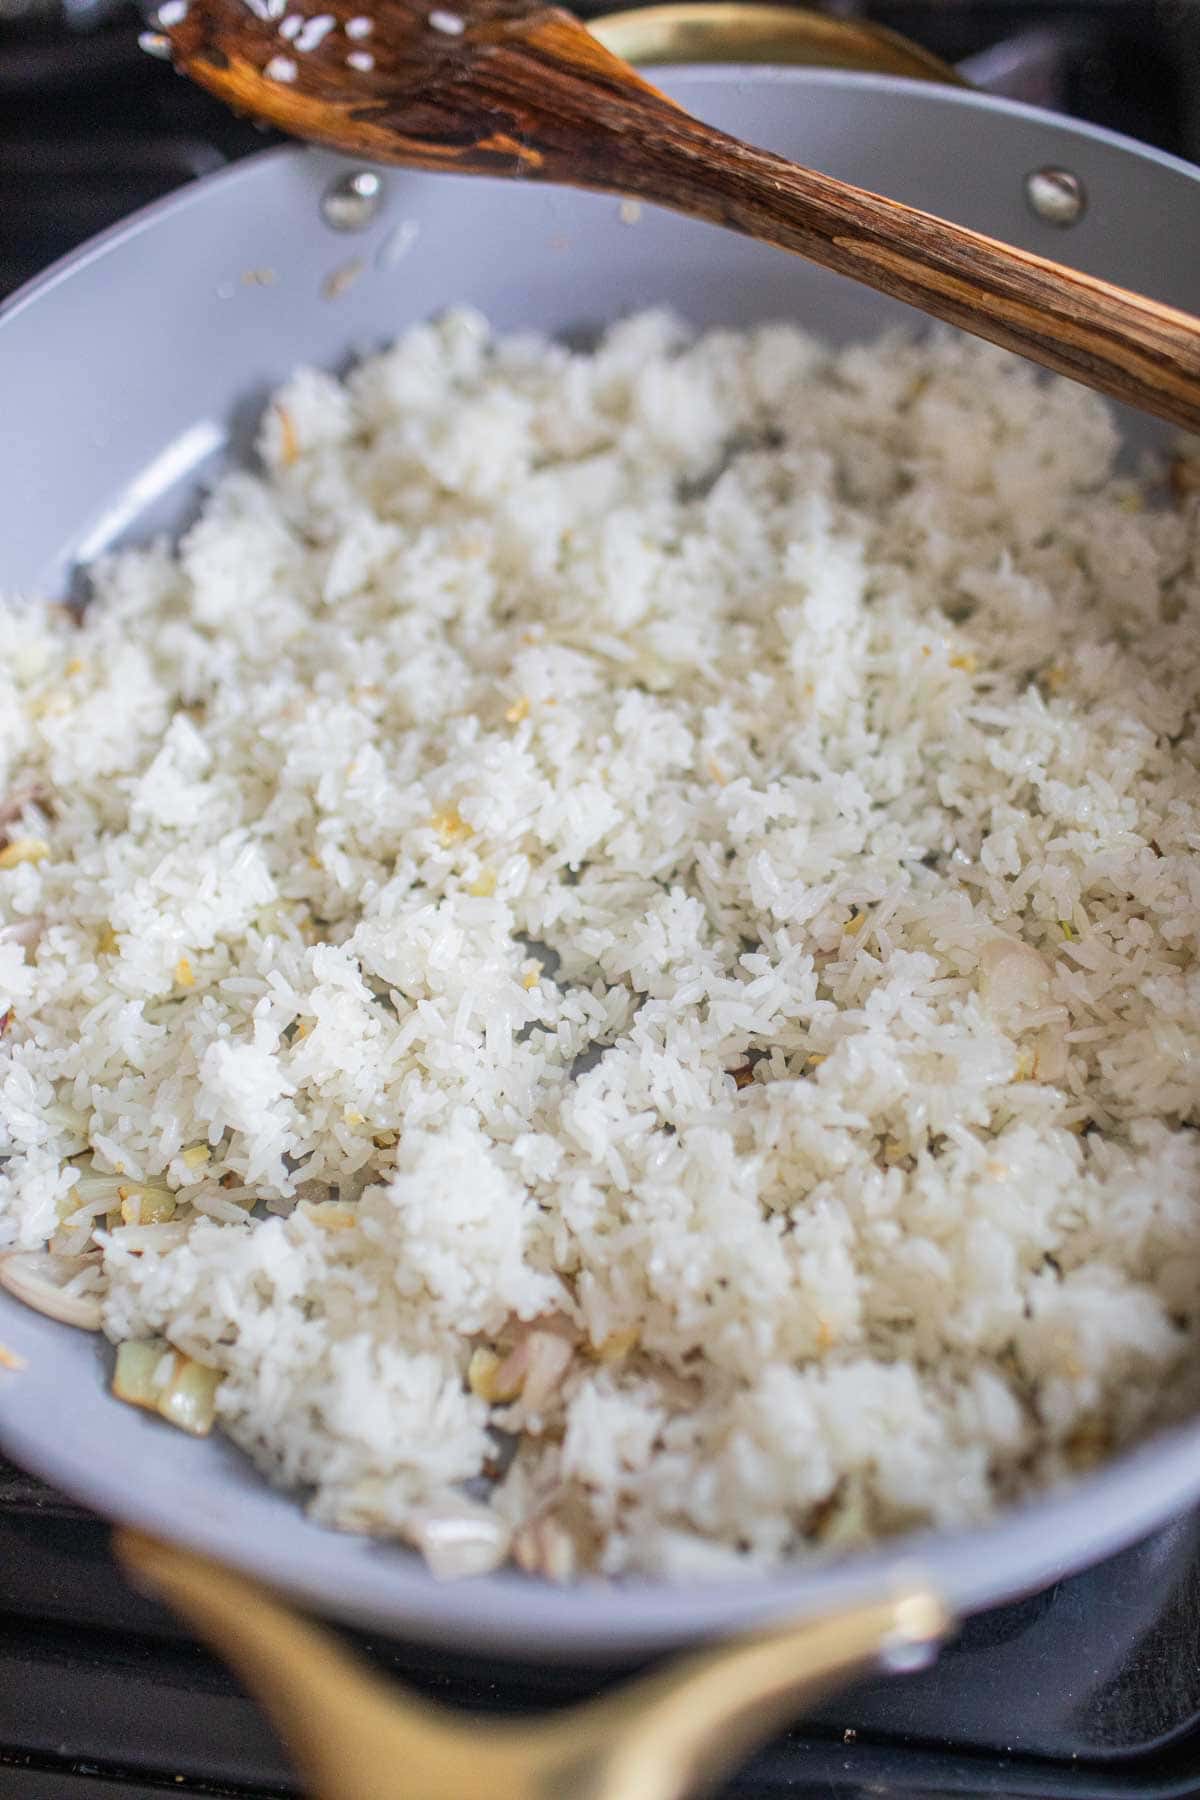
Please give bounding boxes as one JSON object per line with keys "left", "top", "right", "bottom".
{"left": 2, "top": 3, "right": 1200, "bottom": 1779}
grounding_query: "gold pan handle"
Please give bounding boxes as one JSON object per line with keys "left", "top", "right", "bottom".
{"left": 117, "top": 1529, "right": 948, "bottom": 1800}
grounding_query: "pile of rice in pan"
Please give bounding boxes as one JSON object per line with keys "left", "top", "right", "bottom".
{"left": 3, "top": 309, "right": 1200, "bottom": 1581}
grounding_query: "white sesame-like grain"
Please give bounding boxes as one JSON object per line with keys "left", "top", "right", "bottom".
{"left": 295, "top": 12, "right": 335, "bottom": 50}
{"left": 346, "top": 48, "right": 375, "bottom": 69}
{"left": 264, "top": 53, "right": 298, "bottom": 81}
{"left": 156, "top": 0, "right": 188, "bottom": 25}
{"left": 278, "top": 12, "right": 302, "bottom": 36}
{"left": 344, "top": 13, "right": 373, "bottom": 35}
{"left": 137, "top": 29, "right": 171, "bottom": 56}
{"left": 376, "top": 218, "right": 420, "bottom": 271}
{"left": 429, "top": 7, "right": 465, "bottom": 31}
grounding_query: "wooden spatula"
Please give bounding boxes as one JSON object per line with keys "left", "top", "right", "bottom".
{"left": 149, "top": 0, "right": 1200, "bottom": 433}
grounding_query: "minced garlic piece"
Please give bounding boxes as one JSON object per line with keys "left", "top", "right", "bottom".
{"left": 276, "top": 404, "right": 299, "bottom": 467}
{"left": 431, "top": 807, "right": 470, "bottom": 845}
{"left": 593, "top": 1326, "right": 639, "bottom": 1364}
{"left": 468, "top": 1345, "right": 503, "bottom": 1400}
{"left": 119, "top": 1188, "right": 176, "bottom": 1227}
{"left": 174, "top": 956, "right": 195, "bottom": 989}
{"left": 304, "top": 1201, "right": 357, "bottom": 1231}
{"left": 0, "top": 838, "right": 49, "bottom": 870}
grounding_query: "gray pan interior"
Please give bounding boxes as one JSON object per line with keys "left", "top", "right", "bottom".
{"left": 2, "top": 68, "right": 1200, "bottom": 1658}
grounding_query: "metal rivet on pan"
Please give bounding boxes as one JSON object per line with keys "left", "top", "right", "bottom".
{"left": 321, "top": 169, "right": 385, "bottom": 232}
{"left": 1024, "top": 166, "right": 1087, "bottom": 227}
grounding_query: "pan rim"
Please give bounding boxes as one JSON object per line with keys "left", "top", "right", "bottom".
{"left": 4, "top": 66, "right": 1200, "bottom": 337}
{"left": 5, "top": 1369, "right": 1200, "bottom": 1654}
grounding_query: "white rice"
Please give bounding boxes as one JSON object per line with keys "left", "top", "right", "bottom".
{"left": 3, "top": 309, "right": 1200, "bottom": 1581}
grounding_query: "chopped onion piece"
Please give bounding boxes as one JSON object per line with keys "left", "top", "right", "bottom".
{"left": 520, "top": 1329, "right": 575, "bottom": 1412}
{"left": 405, "top": 1496, "right": 511, "bottom": 1579}
{"left": 978, "top": 937, "right": 1051, "bottom": 1026}
{"left": 112, "top": 1339, "right": 166, "bottom": 1410}
{"left": 482, "top": 1314, "right": 578, "bottom": 1409}
{"left": 513, "top": 1511, "right": 576, "bottom": 1580}
{"left": 113, "top": 1337, "right": 222, "bottom": 1435}
{"left": 0, "top": 916, "right": 44, "bottom": 951}
{"left": 0, "top": 1252, "right": 103, "bottom": 1330}
{"left": 1031, "top": 1025, "right": 1069, "bottom": 1084}
{"left": 159, "top": 1358, "right": 222, "bottom": 1435}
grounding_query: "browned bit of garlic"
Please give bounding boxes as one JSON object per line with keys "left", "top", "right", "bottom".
{"left": 591, "top": 1324, "right": 640, "bottom": 1365}
{"left": 276, "top": 403, "right": 300, "bottom": 467}
{"left": 0, "top": 837, "right": 50, "bottom": 871}
{"left": 1064, "top": 1416, "right": 1112, "bottom": 1472}
{"left": 467, "top": 1344, "right": 518, "bottom": 1404}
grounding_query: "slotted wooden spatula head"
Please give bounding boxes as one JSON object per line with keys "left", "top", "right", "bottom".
{"left": 153, "top": 0, "right": 679, "bottom": 180}
{"left": 148, "top": 0, "right": 1200, "bottom": 434}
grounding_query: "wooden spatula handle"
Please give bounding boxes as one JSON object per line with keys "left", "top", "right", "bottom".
{"left": 607, "top": 116, "right": 1200, "bottom": 434}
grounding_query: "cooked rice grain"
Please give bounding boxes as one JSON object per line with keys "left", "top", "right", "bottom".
{"left": 3, "top": 310, "right": 1200, "bottom": 1577}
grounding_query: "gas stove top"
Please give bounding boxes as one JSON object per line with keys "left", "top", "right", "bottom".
{"left": 4, "top": 2, "right": 1200, "bottom": 1795}
{"left": 8, "top": 1450, "right": 1200, "bottom": 1797}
